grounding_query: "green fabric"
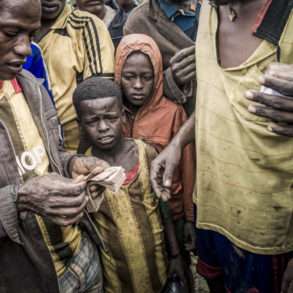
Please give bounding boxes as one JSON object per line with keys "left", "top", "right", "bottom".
{"left": 195, "top": 2, "right": 293, "bottom": 254}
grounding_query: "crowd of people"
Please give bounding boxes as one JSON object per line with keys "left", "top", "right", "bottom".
{"left": 0, "top": 0, "right": 293, "bottom": 293}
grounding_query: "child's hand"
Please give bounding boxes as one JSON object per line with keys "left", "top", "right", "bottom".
{"left": 168, "top": 254, "right": 186, "bottom": 284}
{"left": 184, "top": 221, "right": 196, "bottom": 252}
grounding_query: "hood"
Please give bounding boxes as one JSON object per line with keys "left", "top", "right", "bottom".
{"left": 115, "top": 33, "right": 164, "bottom": 117}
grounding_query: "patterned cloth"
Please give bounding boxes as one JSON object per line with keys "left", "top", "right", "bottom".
{"left": 58, "top": 233, "right": 103, "bottom": 293}
{"left": 90, "top": 140, "right": 168, "bottom": 293}
{"left": 197, "top": 229, "right": 293, "bottom": 293}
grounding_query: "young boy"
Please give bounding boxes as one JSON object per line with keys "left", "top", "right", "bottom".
{"left": 73, "top": 77, "right": 183, "bottom": 293}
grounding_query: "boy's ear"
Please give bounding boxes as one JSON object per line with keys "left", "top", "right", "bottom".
{"left": 121, "top": 107, "right": 126, "bottom": 122}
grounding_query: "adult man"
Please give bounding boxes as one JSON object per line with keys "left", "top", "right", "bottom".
{"left": 152, "top": 0, "right": 293, "bottom": 292}
{"left": 0, "top": 0, "right": 107, "bottom": 292}
{"left": 35, "top": 0, "right": 114, "bottom": 152}
{"left": 124, "top": 0, "right": 201, "bottom": 114}
{"left": 76, "top": 0, "right": 128, "bottom": 48}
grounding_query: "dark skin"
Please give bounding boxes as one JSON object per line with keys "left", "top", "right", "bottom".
{"left": 76, "top": 0, "right": 106, "bottom": 20}
{"left": 116, "top": 0, "right": 136, "bottom": 13}
{"left": 122, "top": 51, "right": 195, "bottom": 250}
{"left": 121, "top": 52, "right": 154, "bottom": 112}
{"left": 0, "top": 0, "right": 107, "bottom": 227}
{"left": 34, "top": 0, "right": 66, "bottom": 42}
{"left": 168, "top": 0, "right": 198, "bottom": 90}
{"left": 79, "top": 96, "right": 185, "bottom": 281}
{"left": 152, "top": 1, "right": 293, "bottom": 292}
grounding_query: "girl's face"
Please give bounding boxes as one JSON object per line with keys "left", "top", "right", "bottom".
{"left": 121, "top": 52, "right": 154, "bottom": 108}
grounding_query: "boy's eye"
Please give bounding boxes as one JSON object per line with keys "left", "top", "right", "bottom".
{"left": 3, "top": 29, "right": 19, "bottom": 38}
{"left": 143, "top": 75, "right": 153, "bottom": 81}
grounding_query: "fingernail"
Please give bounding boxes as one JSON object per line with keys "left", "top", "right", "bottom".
{"left": 164, "top": 179, "right": 171, "bottom": 187}
{"left": 268, "top": 125, "right": 273, "bottom": 132}
{"left": 248, "top": 105, "right": 256, "bottom": 113}
{"left": 245, "top": 91, "right": 254, "bottom": 100}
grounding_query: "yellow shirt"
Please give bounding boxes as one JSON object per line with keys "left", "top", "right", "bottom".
{"left": 195, "top": 2, "right": 293, "bottom": 254}
{"left": 0, "top": 79, "right": 81, "bottom": 276}
{"left": 39, "top": 5, "right": 115, "bottom": 151}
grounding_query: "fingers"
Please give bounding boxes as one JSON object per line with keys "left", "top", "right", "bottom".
{"left": 172, "top": 54, "right": 195, "bottom": 71}
{"left": 248, "top": 104, "right": 293, "bottom": 124}
{"left": 246, "top": 91, "right": 293, "bottom": 112}
{"left": 269, "top": 124, "right": 293, "bottom": 137}
{"left": 170, "top": 46, "right": 195, "bottom": 64}
{"left": 48, "top": 212, "right": 84, "bottom": 226}
{"left": 47, "top": 191, "right": 87, "bottom": 209}
{"left": 266, "top": 63, "right": 293, "bottom": 82}
{"left": 262, "top": 75, "right": 293, "bottom": 96}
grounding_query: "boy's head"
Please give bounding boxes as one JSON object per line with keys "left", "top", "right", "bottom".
{"left": 73, "top": 77, "right": 124, "bottom": 150}
{"left": 121, "top": 51, "right": 154, "bottom": 108}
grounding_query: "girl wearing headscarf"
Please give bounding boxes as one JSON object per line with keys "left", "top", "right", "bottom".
{"left": 115, "top": 34, "right": 195, "bottom": 289}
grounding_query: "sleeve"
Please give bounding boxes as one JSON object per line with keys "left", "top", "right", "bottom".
{"left": 0, "top": 185, "right": 22, "bottom": 244}
{"left": 172, "top": 107, "right": 195, "bottom": 222}
{"left": 164, "top": 67, "right": 195, "bottom": 105}
{"left": 80, "top": 13, "right": 115, "bottom": 79}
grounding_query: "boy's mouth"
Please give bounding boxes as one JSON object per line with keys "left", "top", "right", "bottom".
{"left": 97, "top": 136, "right": 115, "bottom": 144}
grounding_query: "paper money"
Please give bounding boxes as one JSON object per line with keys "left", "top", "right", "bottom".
{"left": 86, "top": 166, "right": 126, "bottom": 213}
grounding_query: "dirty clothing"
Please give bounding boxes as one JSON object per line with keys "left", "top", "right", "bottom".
{"left": 39, "top": 5, "right": 114, "bottom": 151}
{"left": 115, "top": 34, "right": 195, "bottom": 222}
{"left": 195, "top": 1, "right": 293, "bottom": 254}
{"left": 0, "top": 70, "right": 75, "bottom": 293}
{"left": 89, "top": 140, "right": 168, "bottom": 293}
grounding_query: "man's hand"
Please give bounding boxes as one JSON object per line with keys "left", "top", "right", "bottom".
{"left": 246, "top": 63, "right": 293, "bottom": 137}
{"left": 282, "top": 259, "right": 293, "bottom": 293}
{"left": 184, "top": 221, "right": 196, "bottom": 252}
{"left": 17, "top": 173, "right": 87, "bottom": 226}
{"left": 69, "top": 156, "right": 109, "bottom": 179}
{"left": 151, "top": 142, "right": 182, "bottom": 201}
{"left": 170, "top": 46, "right": 196, "bottom": 86}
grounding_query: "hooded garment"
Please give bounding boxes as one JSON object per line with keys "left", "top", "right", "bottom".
{"left": 115, "top": 34, "right": 195, "bottom": 222}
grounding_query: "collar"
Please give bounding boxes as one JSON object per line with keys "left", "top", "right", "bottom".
{"left": 254, "top": 0, "right": 293, "bottom": 45}
{"left": 50, "top": 5, "right": 72, "bottom": 30}
{"left": 159, "top": 0, "right": 196, "bottom": 19}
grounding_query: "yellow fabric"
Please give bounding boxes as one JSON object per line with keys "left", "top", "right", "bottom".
{"left": 39, "top": 5, "right": 114, "bottom": 151}
{"left": 0, "top": 81, "right": 49, "bottom": 177}
{"left": 195, "top": 2, "right": 293, "bottom": 254}
{"left": 90, "top": 140, "right": 167, "bottom": 293}
{"left": 0, "top": 80, "right": 81, "bottom": 276}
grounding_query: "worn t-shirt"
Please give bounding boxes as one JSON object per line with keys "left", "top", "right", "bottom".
{"left": 195, "top": 2, "right": 293, "bottom": 254}
{"left": 39, "top": 5, "right": 114, "bottom": 151}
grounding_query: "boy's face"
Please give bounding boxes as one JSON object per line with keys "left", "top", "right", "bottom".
{"left": 121, "top": 52, "right": 154, "bottom": 108}
{"left": 80, "top": 96, "right": 123, "bottom": 150}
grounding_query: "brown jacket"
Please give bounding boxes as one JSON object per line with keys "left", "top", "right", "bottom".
{"left": 115, "top": 34, "right": 195, "bottom": 221}
{"left": 0, "top": 70, "right": 73, "bottom": 293}
{"left": 124, "top": 0, "right": 196, "bottom": 113}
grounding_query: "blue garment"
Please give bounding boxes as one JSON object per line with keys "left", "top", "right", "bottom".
{"left": 159, "top": 0, "right": 201, "bottom": 40}
{"left": 23, "top": 42, "right": 54, "bottom": 105}
{"left": 196, "top": 229, "right": 293, "bottom": 293}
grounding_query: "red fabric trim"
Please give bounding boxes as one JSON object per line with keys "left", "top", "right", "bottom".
{"left": 252, "top": 0, "right": 272, "bottom": 33}
{"left": 11, "top": 79, "right": 22, "bottom": 94}
{"left": 0, "top": 80, "right": 3, "bottom": 89}
{"left": 196, "top": 259, "right": 224, "bottom": 279}
{"left": 123, "top": 162, "right": 140, "bottom": 185}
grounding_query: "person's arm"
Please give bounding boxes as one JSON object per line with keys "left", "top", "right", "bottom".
{"left": 0, "top": 185, "right": 21, "bottom": 243}
{"left": 151, "top": 112, "right": 195, "bottom": 200}
{"left": 164, "top": 46, "right": 196, "bottom": 104}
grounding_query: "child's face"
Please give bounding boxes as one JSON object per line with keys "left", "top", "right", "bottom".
{"left": 80, "top": 97, "right": 123, "bottom": 150}
{"left": 121, "top": 52, "right": 154, "bottom": 108}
